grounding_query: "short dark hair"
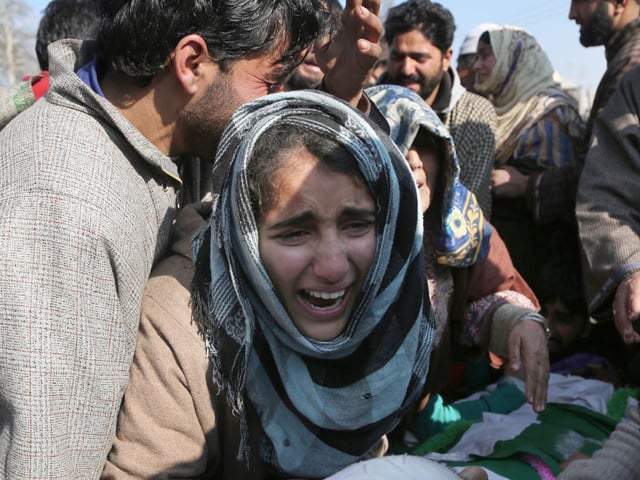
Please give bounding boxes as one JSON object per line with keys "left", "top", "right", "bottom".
{"left": 36, "top": 0, "right": 100, "bottom": 70}
{"left": 384, "top": 0, "right": 456, "bottom": 53}
{"left": 537, "top": 259, "right": 588, "bottom": 317}
{"left": 97, "top": 0, "right": 329, "bottom": 82}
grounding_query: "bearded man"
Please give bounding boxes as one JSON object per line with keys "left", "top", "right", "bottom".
{"left": 570, "top": 0, "right": 640, "bottom": 137}
{"left": 377, "top": 0, "right": 496, "bottom": 218}
{"left": 515, "top": 0, "right": 640, "bottom": 228}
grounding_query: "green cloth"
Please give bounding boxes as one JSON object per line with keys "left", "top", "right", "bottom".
{"left": 411, "top": 381, "right": 525, "bottom": 440}
{"left": 447, "top": 403, "right": 618, "bottom": 478}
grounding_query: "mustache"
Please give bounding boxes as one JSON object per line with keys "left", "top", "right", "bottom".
{"left": 397, "top": 73, "right": 421, "bottom": 83}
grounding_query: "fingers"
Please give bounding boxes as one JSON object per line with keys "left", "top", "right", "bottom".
{"left": 361, "top": 0, "right": 381, "bottom": 16}
{"left": 508, "top": 321, "right": 549, "bottom": 413}
{"left": 345, "top": 0, "right": 381, "bottom": 17}
{"left": 355, "top": 2, "right": 383, "bottom": 44}
{"left": 508, "top": 336, "right": 522, "bottom": 373}
{"left": 343, "top": 0, "right": 382, "bottom": 63}
{"left": 521, "top": 349, "right": 548, "bottom": 413}
{"left": 527, "top": 355, "right": 549, "bottom": 413}
{"left": 614, "top": 274, "right": 640, "bottom": 344}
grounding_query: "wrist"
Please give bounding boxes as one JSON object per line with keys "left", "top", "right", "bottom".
{"left": 521, "top": 312, "right": 551, "bottom": 341}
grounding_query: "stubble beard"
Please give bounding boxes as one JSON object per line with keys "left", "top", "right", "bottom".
{"left": 388, "top": 61, "right": 444, "bottom": 103}
{"left": 285, "top": 69, "right": 323, "bottom": 91}
{"left": 419, "top": 69, "right": 444, "bottom": 102}
{"left": 179, "top": 71, "right": 241, "bottom": 163}
{"left": 579, "top": 2, "right": 614, "bottom": 47}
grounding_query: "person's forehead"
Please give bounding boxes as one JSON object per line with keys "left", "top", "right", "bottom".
{"left": 391, "top": 30, "right": 438, "bottom": 51}
{"left": 476, "top": 41, "right": 492, "bottom": 53}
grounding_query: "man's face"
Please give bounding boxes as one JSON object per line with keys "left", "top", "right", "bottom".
{"left": 386, "top": 29, "right": 451, "bottom": 106}
{"left": 285, "top": 45, "right": 324, "bottom": 91}
{"left": 544, "top": 298, "right": 587, "bottom": 354}
{"left": 177, "top": 52, "right": 291, "bottom": 161}
{"left": 472, "top": 40, "right": 496, "bottom": 86}
{"left": 569, "top": 0, "right": 615, "bottom": 47}
{"left": 456, "top": 54, "right": 476, "bottom": 92}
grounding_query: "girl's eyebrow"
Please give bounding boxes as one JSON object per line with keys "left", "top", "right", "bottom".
{"left": 265, "top": 211, "right": 313, "bottom": 231}
{"left": 341, "top": 206, "right": 376, "bottom": 219}
{"left": 265, "top": 206, "right": 376, "bottom": 230}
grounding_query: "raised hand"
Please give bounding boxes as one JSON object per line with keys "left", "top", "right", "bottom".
{"left": 316, "top": 0, "right": 383, "bottom": 109}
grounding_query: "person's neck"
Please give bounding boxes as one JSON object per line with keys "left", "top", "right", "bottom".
{"left": 425, "top": 85, "right": 440, "bottom": 107}
{"left": 427, "top": 69, "right": 453, "bottom": 118}
{"left": 101, "top": 69, "right": 177, "bottom": 156}
{"left": 612, "top": 8, "right": 640, "bottom": 38}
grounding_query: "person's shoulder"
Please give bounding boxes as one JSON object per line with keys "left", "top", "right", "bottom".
{"left": 1, "top": 96, "right": 113, "bottom": 155}
{"left": 460, "top": 90, "right": 494, "bottom": 108}
{"left": 616, "top": 66, "right": 640, "bottom": 105}
{"left": 142, "top": 253, "right": 199, "bottom": 340}
{"left": 453, "top": 91, "right": 496, "bottom": 118}
{"left": 147, "top": 253, "right": 194, "bottom": 303}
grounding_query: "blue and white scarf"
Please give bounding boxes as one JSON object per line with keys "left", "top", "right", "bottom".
{"left": 366, "top": 84, "right": 492, "bottom": 267}
{"left": 192, "top": 90, "right": 434, "bottom": 478}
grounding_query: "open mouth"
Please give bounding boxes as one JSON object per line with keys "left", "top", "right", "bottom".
{"left": 301, "top": 60, "right": 322, "bottom": 74}
{"left": 399, "top": 79, "right": 420, "bottom": 92}
{"left": 301, "top": 288, "right": 347, "bottom": 312}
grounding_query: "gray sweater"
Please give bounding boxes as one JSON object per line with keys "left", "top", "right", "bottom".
{"left": 558, "top": 404, "right": 640, "bottom": 480}
{"left": 0, "top": 39, "right": 180, "bottom": 479}
{"left": 577, "top": 66, "right": 640, "bottom": 317}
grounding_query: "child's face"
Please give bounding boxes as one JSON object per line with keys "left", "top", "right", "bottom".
{"left": 257, "top": 147, "right": 376, "bottom": 341}
{"left": 406, "top": 146, "right": 440, "bottom": 214}
{"left": 544, "top": 298, "right": 587, "bottom": 354}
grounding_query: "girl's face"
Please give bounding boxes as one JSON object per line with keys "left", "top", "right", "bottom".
{"left": 472, "top": 39, "right": 496, "bottom": 85}
{"left": 258, "top": 147, "right": 376, "bottom": 341}
{"left": 406, "top": 145, "right": 440, "bottom": 214}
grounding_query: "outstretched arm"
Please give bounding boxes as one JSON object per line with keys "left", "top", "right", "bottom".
{"left": 577, "top": 68, "right": 640, "bottom": 322}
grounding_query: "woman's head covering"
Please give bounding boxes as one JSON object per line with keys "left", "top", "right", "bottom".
{"left": 459, "top": 22, "right": 499, "bottom": 57}
{"left": 366, "top": 84, "right": 491, "bottom": 267}
{"left": 473, "top": 25, "right": 579, "bottom": 163}
{"left": 192, "top": 90, "right": 434, "bottom": 478}
{"left": 474, "top": 26, "right": 557, "bottom": 109}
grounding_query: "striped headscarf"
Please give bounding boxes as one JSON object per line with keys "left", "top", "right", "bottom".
{"left": 191, "top": 90, "right": 434, "bottom": 478}
{"left": 474, "top": 26, "right": 583, "bottom": 164}
{"left": 366, "top": 84, "right": 491, "bottom": 267}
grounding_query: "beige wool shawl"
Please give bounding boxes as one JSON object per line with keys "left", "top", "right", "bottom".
{"left": 475, "top": 26, "right": 573, "bottom": 164}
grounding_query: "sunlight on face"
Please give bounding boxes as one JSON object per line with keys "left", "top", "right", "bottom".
{"left": 257, "top": 147, "right": 376, "bottom": 341}
{"left": 406, "top": 145, "right": 440, "bottom": 214}
{"left": 472, "top": 40, "right": 496, "bottom": 85}
{"left": 387, "top": 30, "right": 450, "bottom": 104}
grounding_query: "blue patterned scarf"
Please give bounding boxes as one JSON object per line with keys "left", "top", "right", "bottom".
{"left": 191, "top": 90, "right": 434, "bottom": 478}
{"left": 366, "top": 84, "right": 491, "bottom": 267}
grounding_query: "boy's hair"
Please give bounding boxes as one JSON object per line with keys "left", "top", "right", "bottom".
{"left": 36, "top": 0, "right": 100, "bottom": 70}
{"left": 384, "top": 0, "right": 456, "bottom": 53}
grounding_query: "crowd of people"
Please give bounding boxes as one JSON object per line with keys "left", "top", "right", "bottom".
{"left": 0, "top": 0, "right": 639, "bottom": 479}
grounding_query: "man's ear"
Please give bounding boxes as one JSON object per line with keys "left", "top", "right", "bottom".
{"left": 442, "top": 47, "right": 453, "bottom": 72}
{"left": 171, "top": 34, "right": 216, "bottom": 95}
